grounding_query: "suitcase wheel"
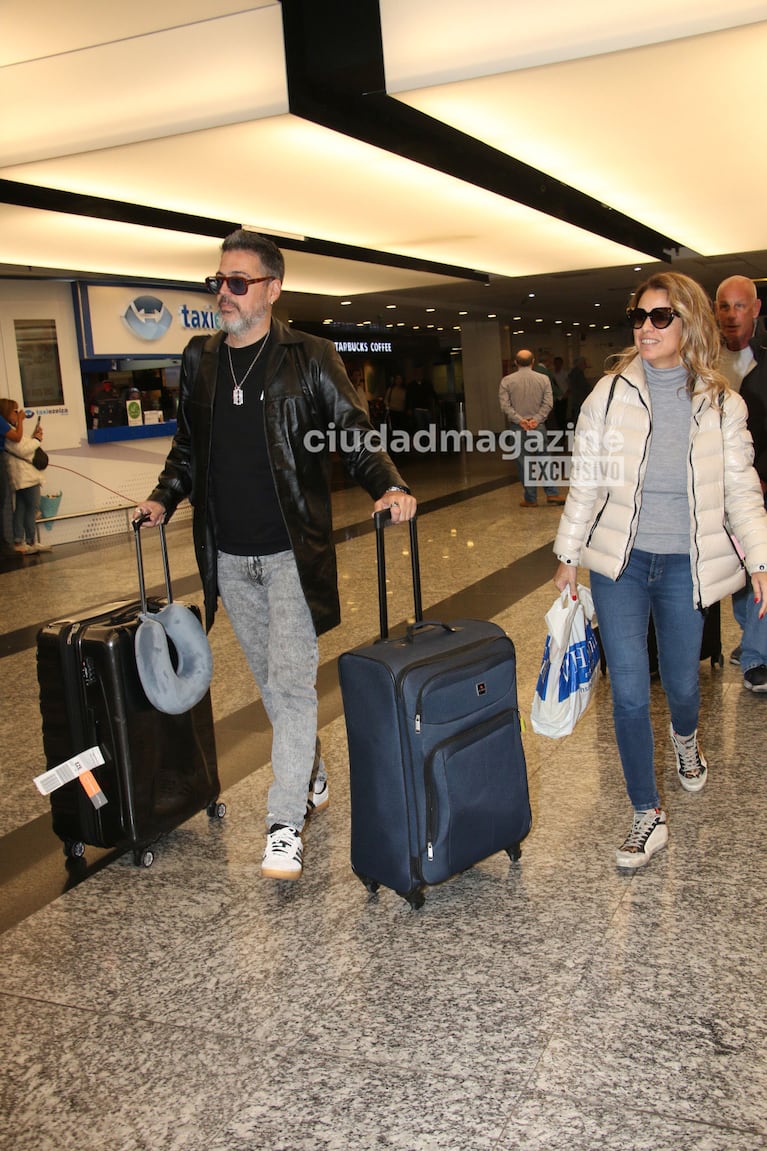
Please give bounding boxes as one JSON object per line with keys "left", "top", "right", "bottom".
{"left": 505, "top": 843, "right": 522, "bottom": 862}
{"left": 206, "top": 800, "right": 227, "bottom": 819}
{"left": 63, "top": 839, "right": 85, "bottom": 861}
{"left": 352, "top": 868, "right": 380, "bottom": 896}
{"left": 134, "top": 848, "right": 155, "bottom": 868}
{"left": 398, "top": 887, "right": 425, "bottom": 911}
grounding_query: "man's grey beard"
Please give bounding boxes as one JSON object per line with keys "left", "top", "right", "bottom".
{"left": 218, "top": 300, "right": 269, "bottom": 339}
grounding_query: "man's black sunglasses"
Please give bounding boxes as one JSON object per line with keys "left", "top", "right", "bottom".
{"left": 626, "top": 306, "right": 680, "bottom": 330}
{"left": 205, "top": 274, "right": 273, "bottom": 296}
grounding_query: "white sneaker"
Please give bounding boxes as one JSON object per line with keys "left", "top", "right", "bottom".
{"left": 669, "top": 723, "right": 708, "bottom": 793}
{"left": 261, "top": 824, "right": 303, "bottom": 880}
{"left": 306, "top": 775, "right": 329, "bottom": 817}
{"left": 14, "top": 542, "right": 35, "bottom": 554}
{"left": 616, "top": 808, "right": 668, "bottom": 869}
{"left": 33, "top": 541, "right": 51, "bottom": 552}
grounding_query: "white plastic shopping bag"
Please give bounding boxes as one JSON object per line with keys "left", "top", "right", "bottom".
{"left": 530, "top": 584, "right": 601, "bottom": 738}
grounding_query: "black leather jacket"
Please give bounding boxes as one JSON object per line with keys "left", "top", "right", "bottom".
{"left": 740, "top": 335, "right": 767, "bottom": 496}
{"left": 149, "top": 318, "right": 409, "bottom": 634}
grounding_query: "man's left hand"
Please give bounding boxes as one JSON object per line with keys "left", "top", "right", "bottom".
{"left": 374, "top": 491, "right": 417, "bottom": 522}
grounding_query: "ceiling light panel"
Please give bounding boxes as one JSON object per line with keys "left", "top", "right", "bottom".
{"left": 0, "top": 6, "right": 288, "bottom": 165}
{"left": 380, "top": 0, "right": 766, "bottom": 87}
{"left": 1, "top": 0, "right": 275, "bottom": 65}
{"left": 393, "top": 21, "right": 767, "bottom": 255}
{"left": 0, "top": 204, "right": 469, "bottom": 295}
{"left": 0, "top": 114, "right": 650, "bottom": 280}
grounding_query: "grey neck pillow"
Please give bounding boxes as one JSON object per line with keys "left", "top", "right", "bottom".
{"left": 134, "top": 603, "right": 213, "bottom": 715}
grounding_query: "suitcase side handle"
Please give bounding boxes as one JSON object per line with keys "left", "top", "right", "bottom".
{"left": 132, "top": 514, "right": 173, "bottom": 615}
{"left": 374, "top": 508, "right": 422, "bottom": 639}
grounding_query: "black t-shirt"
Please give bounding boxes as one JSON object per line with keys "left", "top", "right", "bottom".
{"left": 210, "top": 338, "right": 292, "bottom": 555}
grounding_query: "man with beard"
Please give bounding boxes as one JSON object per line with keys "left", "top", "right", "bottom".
{"left": 136, "top": 230, "right": 416, "bottom": 878}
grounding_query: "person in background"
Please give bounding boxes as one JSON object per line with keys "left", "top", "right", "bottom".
{"left": 0, "top": 399, "right": 27, "bottom": 557}
{"left": 551, "top": 355, "right": 570, "bottom": 428}
{"left": 385, "top": 373, "right": 409, "bottom": 434}
{"left": 349, "top": 367, "right": 370, "bottom": 416}
{"left": 714, "top": 275, "right": 767, "bottom": 690}
{"left": 0, "top": 400, "right": 50, "bottom": 555}
{"left": 553, "top": 272, "right": 767, "bottom": 869}
{"left": 135, "top": 230, "right": 416, "bottom": 882}
{"left": 498, "top": 350, "right": 565, "bottom": 507}
{"left": 406, "top": 367, "right": 437, "bottom": 434}
{"left": 534, "top": 355, "right": 559, "bottom": 426}
{"left": 567, "top": 356, "right": 591, "bottom": 423}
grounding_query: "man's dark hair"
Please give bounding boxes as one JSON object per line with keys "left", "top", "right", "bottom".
{"left": 221, "top": 229, "right": 285, "bottom": 282}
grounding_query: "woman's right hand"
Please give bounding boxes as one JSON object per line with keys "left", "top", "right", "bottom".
{"left": 554, "top": 561, "right": 577, "bottom": 600}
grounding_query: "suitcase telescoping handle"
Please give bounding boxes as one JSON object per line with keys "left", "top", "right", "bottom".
{"left": 374, "top": 508, "right": 423, "bottom": 639}
{"left": 132, "top": 513, "right": 173, "bottom": 615}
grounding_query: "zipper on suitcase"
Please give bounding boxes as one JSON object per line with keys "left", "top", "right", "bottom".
{"left": 394, "top": 636, "right": 504, "bottom": 724}
{"left": 423, "top": 706, "right": 522, "bottom": 863}
{"left": 413, "top": 645, "right": 513, "bottom": 733}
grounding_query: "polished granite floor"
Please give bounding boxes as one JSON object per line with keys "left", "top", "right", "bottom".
{"left": 1, "top": 452, "right": 766, "bottom": 1151}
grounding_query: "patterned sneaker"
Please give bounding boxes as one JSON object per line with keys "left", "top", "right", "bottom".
{"left": 261, "top": 824, "right": 303, "bottom": 880}
{"left": 669, "top": 723, "right": 708, "bottom": 793}
{"left": 306, "top": 775, "right": 329, "bottom": 817}
{"left": 616, "top": 809, "right": 668, "bottom": 869}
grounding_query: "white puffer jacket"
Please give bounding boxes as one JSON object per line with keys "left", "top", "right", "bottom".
{"left": 554, "top": 357, "right": 767, "bottom": 609}
{"left": 4, "top": 434, "right": 42, "bottom": 492}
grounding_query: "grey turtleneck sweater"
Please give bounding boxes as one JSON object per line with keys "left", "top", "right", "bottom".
{"left": 633, "top": 362, "right": 692, "bottom": 555}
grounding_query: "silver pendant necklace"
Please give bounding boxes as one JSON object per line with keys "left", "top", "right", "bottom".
{"left": 228, "top": 334, "right": 269, "bottom": 406}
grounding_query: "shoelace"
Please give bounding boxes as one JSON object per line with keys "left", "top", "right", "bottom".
{"left": 267, "top": 830, "right": 302, "bottom": 859}
{"left": 620, "top": 811, "right": 659, "bottom": 853}
{"left": 673, "top": 731, "right": 704, "bottom": 779}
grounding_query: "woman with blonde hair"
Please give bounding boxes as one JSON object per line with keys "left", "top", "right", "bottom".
{"left": 553, "top": 271, "right": 767, "bottom": 868}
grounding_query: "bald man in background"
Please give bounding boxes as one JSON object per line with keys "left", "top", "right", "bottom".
{"left": 715, "top": 275, "right": 767, "bottom": 691}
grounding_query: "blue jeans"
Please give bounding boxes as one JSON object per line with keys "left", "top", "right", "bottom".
{"left": 13, "top": 485, "right": 40, "bottom": 545}
{"left": 741, "top": 580, "right": 767, "bottom": 672}
{"left": 217, "top": 549, "right": 325, "bottom": 832}
{"left": 590, "top": 550, "right": 704, "bottom": 811}
{"left": 517, "top": 426, "right": 559, "bottom": 503}
{"left": 732, "top": 584, "right": 748, "bottom": 632}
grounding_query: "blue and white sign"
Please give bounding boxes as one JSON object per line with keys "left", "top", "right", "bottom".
{"left": 81, "top": 284, "right": 220, "bottom": 356}
{"left": 122, "top": 294, "right": 173, "bottom": 341}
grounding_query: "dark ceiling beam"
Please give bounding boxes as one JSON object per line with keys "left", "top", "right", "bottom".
{"left": 280, "top": 0, "right": 680, "bottom": 264}
{"left": 0, "top": 179, "right": 487, "bottom": 282}
{"left": 0, "top": 178, "right": 239, "bottom": 237}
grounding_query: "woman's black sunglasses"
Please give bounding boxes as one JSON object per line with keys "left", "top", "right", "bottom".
{"left": 205, "top": 274, "right": 273, "bottom": 296}
{"left": 626, "top": 306, "right": 680, "bottom": 330}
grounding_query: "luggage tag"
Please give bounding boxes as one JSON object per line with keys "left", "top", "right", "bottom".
{"left": 34, "top": 746, "right": 108, "bottom": 809}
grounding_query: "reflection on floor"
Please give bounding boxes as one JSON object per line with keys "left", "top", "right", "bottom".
{"left": 2, "top": 453, "right": 766, "bottom": 1151}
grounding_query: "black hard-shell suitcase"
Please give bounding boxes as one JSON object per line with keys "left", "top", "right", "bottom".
{"left": 37, "top": 521, "right": 223, "bottom": 867}
{"left": 647, "top": 600, "right": 723, "bottom": 677}
{"left": 338, "top": 510, "right": 531, "bottom": 908}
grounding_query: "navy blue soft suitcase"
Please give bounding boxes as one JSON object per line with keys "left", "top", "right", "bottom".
{"left": 338, "top": 511, "right": 531, "bottom": 908}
